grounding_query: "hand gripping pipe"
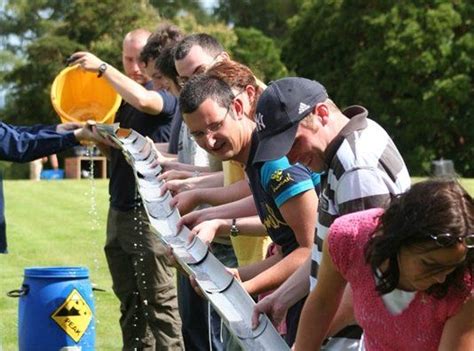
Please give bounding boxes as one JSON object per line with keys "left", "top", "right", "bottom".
{"left": 97, "top": 124, "right": 290, "bottom": 351}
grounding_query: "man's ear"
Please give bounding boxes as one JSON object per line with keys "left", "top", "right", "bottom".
{"left": 245, "top": 84, "right": 256, "bottom": 103}
{"left": 314, "top": 103, "right": 330, "bottom": 125}
{"left": 233, "top": 97, "right": 245, "bottom": 120}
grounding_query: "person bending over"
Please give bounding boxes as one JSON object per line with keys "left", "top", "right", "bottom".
{"left": 295, "top": 179, "right": 474, "bottom": 351}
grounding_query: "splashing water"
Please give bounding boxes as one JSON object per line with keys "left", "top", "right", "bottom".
{"left": 84, "top": 145, "right": 102, "bottom": 330}
{"left": 85, "top": 145, "right": 99, "bottom": 232}
{"left": 131, "top": 187, "right": 150, "bottom": 349}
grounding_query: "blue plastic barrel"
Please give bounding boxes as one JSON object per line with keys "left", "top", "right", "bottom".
{"left": 14, "top": 267, "right": 95, "bottom": 350}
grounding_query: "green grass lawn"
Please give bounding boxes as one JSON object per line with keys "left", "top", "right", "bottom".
{"left": 0, "top": 179, "right": 122, "bottom": 350}
{"left": 0, "top": 177, "right": 473, "bottom": 350}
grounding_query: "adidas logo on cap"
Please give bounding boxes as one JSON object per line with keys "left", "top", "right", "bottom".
{"left": 298, "top": 102, "right": 310, "bottom": 114}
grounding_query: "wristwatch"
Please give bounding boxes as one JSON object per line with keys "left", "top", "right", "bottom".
{"left": 230, "top": 218, "right": 239, "bottom": 237}
{"left": 97, "top": 63, "right": 107, "bottom": 78}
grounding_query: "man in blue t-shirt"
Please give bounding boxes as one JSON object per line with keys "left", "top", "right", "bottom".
{"left": 178, "top": 71, "right": 320, "bottom": 345}
{"left": 0, "top": 121, "right": 105, "bottom": 253}
{"left": 69, "top": 29, "right": 183, "bottom": 350}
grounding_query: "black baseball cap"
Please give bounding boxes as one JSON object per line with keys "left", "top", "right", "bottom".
{"left": 253, "top": 77, "right": 328, "bottom": 164}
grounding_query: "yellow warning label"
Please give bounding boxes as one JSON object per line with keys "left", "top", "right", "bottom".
{"left": 51, "top": 288, "right": 93, "bottom": 342}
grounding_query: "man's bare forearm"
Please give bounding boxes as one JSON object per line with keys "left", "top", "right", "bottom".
{"left": 195, "top": 179, "right": 251, "bottom": 206}
{"left": 269, "top": 255, "right": 311, "bottom": 309}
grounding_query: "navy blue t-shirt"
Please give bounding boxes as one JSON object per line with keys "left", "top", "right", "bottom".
{"left": 109, "top": 87, "right": 177, "bottom": 211}
{"left": 246, "top": 132, "right": 320, "bottom": 256}
{"left": 167, "top": 107, "right": 183, "bottom": 154}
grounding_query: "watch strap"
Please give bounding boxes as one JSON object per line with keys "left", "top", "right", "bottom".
{"left": 97, "top": 63, "right": 107, "bottom": 78}
{"left": 230, "top": 218, "right": 239, "bottom": 237}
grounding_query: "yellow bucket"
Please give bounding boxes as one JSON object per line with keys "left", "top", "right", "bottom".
{"left": 51, "top": 66, "right": 121, "bottom": 124}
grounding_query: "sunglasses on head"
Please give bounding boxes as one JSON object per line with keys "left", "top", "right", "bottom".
{"left": 430, "top": 233, "right": 474, "bottom": 248}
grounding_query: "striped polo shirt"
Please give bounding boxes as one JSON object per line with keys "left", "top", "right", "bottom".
{"left": 310, "top": 105, "right": 410, "bottom": 289}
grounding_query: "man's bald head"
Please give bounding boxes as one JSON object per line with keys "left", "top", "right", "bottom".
{"left": 123, "top": 29, "right": 151, "bottom": 49}
{"left": 122, "top": 29, "right": 151, "bottom": 84}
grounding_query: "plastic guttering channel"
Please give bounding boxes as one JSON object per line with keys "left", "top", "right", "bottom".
{"left": 113, "top": 128, "right": 290, "bottom": 351}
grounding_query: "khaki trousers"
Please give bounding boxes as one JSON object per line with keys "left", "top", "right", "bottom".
{"left": 105, "top": 207, "right": 183, "bottom": 350}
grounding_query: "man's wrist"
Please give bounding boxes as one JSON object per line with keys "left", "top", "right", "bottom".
{"left": 215, "top": 218, "right": 229, "bottom": 236}
{"left": 73, "top": 128, "right": 83, "bottom": 141}
{"left": 192, "top": 188, "right": 204, "bottom": 203}
{"left": 69, "top": 129, "right": 84, "bottom": 145}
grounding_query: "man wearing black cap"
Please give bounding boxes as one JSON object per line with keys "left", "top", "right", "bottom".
{"left": 179, "top": 72, "right": 320, "bottom": 346}
{"left": 252, "top": 77, "right": 411, "bottom": 348}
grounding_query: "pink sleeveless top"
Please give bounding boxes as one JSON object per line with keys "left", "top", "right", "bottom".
{"left": 328, "top": 208, "right": 473, "bottom": 351}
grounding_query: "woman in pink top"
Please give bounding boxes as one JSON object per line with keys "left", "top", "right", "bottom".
{"left": 294, "top": 179, "right": 473, "bottom": 350}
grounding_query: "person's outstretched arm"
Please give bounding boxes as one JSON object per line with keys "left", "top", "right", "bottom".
{"left": 238, "top": 189, "right": 316, "bottom": 295}
{"left": 252, "top": 256, "right": 311, "bottom": 328}
{"left": 177, "top": 195, "right": 258, "bottom": 229}
{"left": 0, "top": 121, "right": 111, "bottom": 163}
{"left": 294, "top": 239, "right": 347, "bottom": 350}
{"left": 69, "top": 52, "right": 166, "bottom": 115}
{"left": 168, "top": 179, "right": 251, "bottom": 215}
{"left": 439, "top": 295, "right": 474, "bottom": 351}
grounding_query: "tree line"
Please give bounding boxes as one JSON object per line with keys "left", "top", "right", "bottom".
{"left": 1, "top": 0, "right": 472, "bottom": 176}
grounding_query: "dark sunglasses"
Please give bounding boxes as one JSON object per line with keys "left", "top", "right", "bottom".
{"left": 431, "top": 233, "right": 474, "bottom": 248}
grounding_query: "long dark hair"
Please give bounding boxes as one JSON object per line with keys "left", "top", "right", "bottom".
{"left": 365, "top": 178, "right": 473, "bottom": 298}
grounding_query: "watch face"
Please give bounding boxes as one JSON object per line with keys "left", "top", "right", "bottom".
{"left": 97, "top": 63, "right": 107, "bottom": 77}
{"left": 230, "top": 219, "right": 239, "bottom": 236}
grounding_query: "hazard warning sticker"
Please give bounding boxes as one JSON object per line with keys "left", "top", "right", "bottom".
{"left": 51, "top": 289, "right": 93, "bottom": 342}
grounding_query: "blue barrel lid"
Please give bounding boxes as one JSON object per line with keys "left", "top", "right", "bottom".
{"left": 24, "top": 266, "right": 89, "bottom": 278}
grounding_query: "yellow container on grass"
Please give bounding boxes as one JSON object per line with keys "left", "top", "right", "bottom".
{"left": 51, "top": 66, "right": 121, "bottom": 124}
